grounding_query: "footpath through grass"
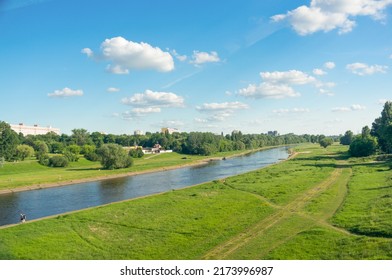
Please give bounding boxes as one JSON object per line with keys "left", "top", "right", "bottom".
{"left": 0, "top": 144, "right": 391, "bottom": 259}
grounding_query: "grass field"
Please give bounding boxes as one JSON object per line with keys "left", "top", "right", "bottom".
{"left": 0, "top": 143, "right": 391, "bottom": 259}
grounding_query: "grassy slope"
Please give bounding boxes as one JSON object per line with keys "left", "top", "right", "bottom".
{"left": 0, "top": 144, "right": 391, "bottom": 259}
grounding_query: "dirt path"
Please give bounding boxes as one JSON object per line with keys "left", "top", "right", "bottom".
{"left": 202, "top": 167, "right": 344, "bottom": 260}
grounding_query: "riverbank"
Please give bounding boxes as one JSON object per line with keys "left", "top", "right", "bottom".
{"left": 0, "top": 145, "right": 290, "bottom": 195}
{"left": 1, "top": 144, "right": 391, "bottom": 260}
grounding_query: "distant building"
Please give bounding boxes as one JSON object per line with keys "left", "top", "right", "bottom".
{"left": 267, "top": 130, "right": 279, "bottom": 137}
{"left": 142, "top": 143, "right": 172, "bottom": 154}
{"left": 10, "top": 123, "right": 60, "bottom": 136}
{"left": 134, "top": 130, "right": 144, "bottom": 136}
{"left": 161, "top": 127, "right": 180, "bottom": 134}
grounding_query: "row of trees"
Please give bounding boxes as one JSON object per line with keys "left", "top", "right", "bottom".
{"left": 0, "top": 122, "right": 321, "bottom": 169}
{"left": 339, "top": 101, "right": 392, "bottom": 157}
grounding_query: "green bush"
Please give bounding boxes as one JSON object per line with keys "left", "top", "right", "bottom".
{"left": 84, "top": 152, "right": 100, "bottom": 162}
{"left": 49, "top": 156, "right": 69, "bottom": 167}
{"left": 129, "top": 147, "right": 144, "bottom": 158}
{"left": 349, "top": 136, "right": 378, "bottom": 157}
{"left": 96, "top": 144, "right": 133, "bottom": 170}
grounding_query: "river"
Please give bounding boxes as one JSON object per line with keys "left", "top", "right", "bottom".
{"left": 0, "top": 147, "right": 289, "bottom": 226}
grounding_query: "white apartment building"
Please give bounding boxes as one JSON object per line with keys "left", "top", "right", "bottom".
{"left": 10, "top": 123, "right": 61, "bottom": 136}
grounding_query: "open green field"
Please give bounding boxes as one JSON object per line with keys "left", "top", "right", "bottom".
{"left": 0, "top": 149, "right": 256, "bottom": 191}
{"left": 0, "top": 144, "right": 391, "bottom": 259}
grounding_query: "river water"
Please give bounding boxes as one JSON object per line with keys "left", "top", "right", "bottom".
{"left": 0, "top": 147, "right": 289, "bottom": 226}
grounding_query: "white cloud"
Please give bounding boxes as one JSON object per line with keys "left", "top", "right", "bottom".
{"left": 271, "top": 0, "right": 392, "bottom": 35}
{"left": 196, "top": 101, "right": 249, "bottom": 112}
{"left": 48, "top": 87, "right": 83, "bottom": 98}
{"left": 351, "top": 104, "right": 366, "bottom": 110}
{"left": 132, "top": 107, "right": 161, "bottom": 115}
{"left": 346, "top": 62, "right": 388, "bottom": 75}
{"left": 332, "top": 104, "right": 366, "bottom": 112}
{"left": 324, "top": 61, "right": 336, "bottom": 69}
{"left": 239, "top": 83, "right": 300, "bottom": 99}
{"left": 83, "top": 36, "right": 174, "bottom": 74}
{"left": 238, "top": 70, "right": 316, "bottom": 99}
{"left": 121, "top": 90, "right": 184, "bottom": 108}
{"left": 190, "top": 51, "right": 220, "bottom": 65}
{"left": 171, "top": 49, "right": 187, "bottom": 62}
{"left": 332, "top": 107, "right": 351, "bottom": 112}
{"left": 273, "top": 108, "right": 310, "bottom": 114}
{"left": 81, "top": 48, "right": 94, "bottom": 58}
{"left": 196, "top": 101, "right": 248, "bottom": 122}
{"left": 107, "top": 87, "right": 120, "bottom": 93}
{"left": 260, "top": 70, "right": 317, "bottom": 85}
{"left": 313, "top": 68, "right": 327, "bottom": 76}
{"left": 106, "top": 64, "right": 129, "bottom": 75}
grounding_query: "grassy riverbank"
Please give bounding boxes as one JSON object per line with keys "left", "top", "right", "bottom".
{"left": 0, "top": 148, "right": 267, "bottom": 192}
{"left": 0, "top": 143, "right": 391, "bottom": 259}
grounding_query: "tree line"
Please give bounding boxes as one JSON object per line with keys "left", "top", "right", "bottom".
{"left": 0, "top": 124, "right": 321, "bottom": 169}
{"left": 339, "top": 101, "right": 392, "bottom": 157}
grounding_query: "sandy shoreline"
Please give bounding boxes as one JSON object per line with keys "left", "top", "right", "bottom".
{"left": 0, "top": 148, "right": 277, "bottom": 196}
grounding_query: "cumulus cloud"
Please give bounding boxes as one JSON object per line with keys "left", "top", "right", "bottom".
{"left": 239, "top": 83, "right": 300, "bottom": 99}
{"left": 196, "top": 101, "right": 248, "bottom": 122}
{"left": 271, "top": 0, "right": 392, "bottom": 35}
{"left": 48, "top": 87, "right": 83, "bottom": 98}
{"left": 260, "top": 70, "right": 317, "bottom": 85}
{"left": 122, "top": 90, "right": 184, "bottom": 108}
{"left": 83, "top": 36, "right": 174, "bottom": 74}
{"left": 238, "top": 70, "right": 319, "bottom": 99}
{"left": 107, "top": 87, "right": 120, "bottom": 93}
{"left": 332, "top": 104, "right": 366, "bottom": 112}
{"left": 346, "top": 62, "right": 388, "bottom": 75}
{"left": 313, "top": 68, "right": 327, "bottom": 76}
{"left": 324, "top": 61, "right": 336, "bottom": 69}
{"left": 81, "top": 48, "right": 94, "bottom": 58}
{"left": 190, "top": 51, "right": 220, "bottom": 65}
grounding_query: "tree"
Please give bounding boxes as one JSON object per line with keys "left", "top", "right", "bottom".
{"left": 0, "top": 121, "right": 20, "bottom": 161}
{"left": 349, "top": 135, "right": 378, "bottom": 157}
{"left": 96, "top": 144, "right": 133, "bottom": 170}
{"left": 48, "top": 155, "right": 69, "bottom": 167}
{"left": 319, "top": 137, "right": 333, "bottom": 148}
{"left": 371, "top": 101, "right": 392, "bottom": 153}
{"left": 33, "top": 140, "right": 49, "bottom": 160}
{"left": 16, "top": 144, "right": 34, "bottom": 161}
{"left": 340, "top": 130, "right": 354, "bottom": 145}
{"left": 71, "top": 128, "right": 91, "bottom": 146}
{"left": 129, "top": 147, "right": 144, "bottom": 158}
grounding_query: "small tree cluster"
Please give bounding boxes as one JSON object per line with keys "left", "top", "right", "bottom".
{"left": 97, "top": 144, "right": 133, "bottom": 170}
{"left": 128, "top": 147, "right": 144, "bottom": 158}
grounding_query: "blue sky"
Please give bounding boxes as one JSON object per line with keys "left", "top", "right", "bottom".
{"left": 1, "top": 0, "right": 391, "bottom": 135}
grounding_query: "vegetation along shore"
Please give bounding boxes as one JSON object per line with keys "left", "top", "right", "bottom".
{"left": 0, "top": 102, "right": 391, "bottom": 259}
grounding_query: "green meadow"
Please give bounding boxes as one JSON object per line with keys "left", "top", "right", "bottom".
{"left": 0, "top": 144, "right": 391, "bottom": 259}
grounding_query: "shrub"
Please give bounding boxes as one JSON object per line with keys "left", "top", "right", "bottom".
{"left": 129, "top": 147, "right": 144, "bottom": 158}
{"left": 37, "top": 154, "right": 50, "bottom": 166}
{"left": 49, "top": 156, "right": 69, "bottom": 167}
{"left": 84, "top": 152, "right": 100, "bottom": 162}
{"left": 96, "top": 144, "right": 133, "bottom": 170}
{"left": 349, "top": 136, "right": 378, "bottom": 157}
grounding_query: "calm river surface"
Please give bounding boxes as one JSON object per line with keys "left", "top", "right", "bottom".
{"left": 0, "top": 147, "right": 289, "bottom": 226}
